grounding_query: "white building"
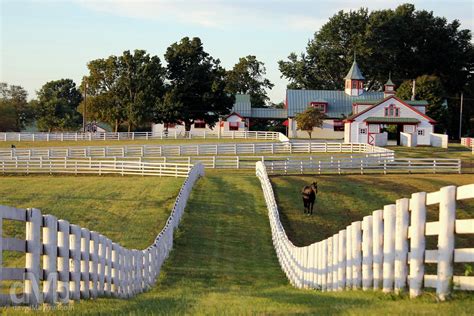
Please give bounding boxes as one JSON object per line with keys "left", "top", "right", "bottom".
{"left": 285, "top": 59, "right": 436, "bottom": 145}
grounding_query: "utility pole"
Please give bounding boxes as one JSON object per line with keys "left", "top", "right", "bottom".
{"left": 459, "top": 92, "right": 463, "bottom": 139}
{"left": 83, "top": 80, "right": 87, "bottom": 133}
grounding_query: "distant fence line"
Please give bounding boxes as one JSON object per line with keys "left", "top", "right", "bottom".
{"left": 0, "top": 142, "right": 394, "bottom": 159}
{"left": 256, "top": 161, "right": 474, "bottom": 300}
{"left": 0, "top": 155, "right": 461, "bottom": 174}
{"left": 0, "top": 159, "right": 192, "bottom": 178}
{"left": 461, "top": 137, "right": 474, "bottom": 154}
{"left": 0, "top": 163, "right": 204, "bottom": 306}
{"left": 0, "top": 131, "right": 285, "bottom": 142}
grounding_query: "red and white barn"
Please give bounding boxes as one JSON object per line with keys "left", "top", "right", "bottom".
{"left": 344, "top": 95, "right": 436, "bottom": 146}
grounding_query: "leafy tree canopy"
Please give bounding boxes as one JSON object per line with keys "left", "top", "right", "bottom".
{"left": 226, "top": 55, "right": 274, "bottom": 107}
{"left": 158, "top": 37, "right": 234, "bottom": 131}
{"left": 279, "top": 4, "right": 473, "bottom": 94}
{"left": 36, "top": 79, "right": 82, "bottom": 132}
{"left": 0, "top": 82, "right": 34, "bottom": 131}
{"left": 396, "top": 75, "right": 446, "bottom": 127}
{"left": 295, "top": 107, "right": 325, "bottom": 139}
{"left": 83, "top": 50, "right": 166, "bottom": 132}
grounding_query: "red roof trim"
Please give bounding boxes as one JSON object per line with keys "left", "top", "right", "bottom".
{"left": 225, "top": 112, "right": 245, "bottom": 120}
{"left": 346, "top": 95, "right": 436, "bottom": 123}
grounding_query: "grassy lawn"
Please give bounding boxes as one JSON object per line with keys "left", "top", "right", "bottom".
{"left": 0, "top": 138, "right": 272, "bottom": 148}
{"left": 1, "top": 172, "right": 474, "bottom": 314}
{"left": 271, "top": 174, "right": 474, "bottom": 246}
{"left": 0, "top": 176, "right": 183, "bottom": 261}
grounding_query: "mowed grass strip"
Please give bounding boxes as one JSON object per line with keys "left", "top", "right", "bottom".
{"left": 2, "top": 172, "right": 471, "bottom": 315}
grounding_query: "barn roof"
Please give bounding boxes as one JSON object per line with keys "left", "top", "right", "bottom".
{"left": 286, "top": 89, "right": 383, "bottom": 118}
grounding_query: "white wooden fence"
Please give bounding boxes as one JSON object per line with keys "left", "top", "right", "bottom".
{"left": 264, "top": 157, "right": 462, "bottom": 175}
{"left": 461, "top": 137, "right": 474, "bottom": 154}
{"left": 256, "top": 161, "right": 474, "bottom": 300}
{"left": 430, "top": 133, "right": 449, "bottom": 148}
{"left": 0, "top": 131, "right": 283, "bottom": 142}
{"left": 0, "top": 159, "right": 192, "bottom": 178}
{"left": 0, "top": 142, "right": 394, "bottom": 159}
{"left": 1, "top": 155, "right": 461, "bottom": 174}
{"left": 0, "top": 163, "right": 204, "bottom": 306}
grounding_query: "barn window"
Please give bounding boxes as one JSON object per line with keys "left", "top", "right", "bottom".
{"left": 359, "top": 128, "right": 367, "bottom": 134}
{"left": 310, "top": 102, "right": 327, "bottom": 113}
{"left": 333, "top": 120, "right": 344, "bottom": 131}
{"left": 194, "top": 120, "right": 206, "bottom": 129}
{"left": 229, "top": 122, "right": 239, "bottom": 131}
{"left": 417, "top": 129, "right": 425, "bottom": 136}
{"left": 384, "top": 104, "right": 400, "bottom": 117}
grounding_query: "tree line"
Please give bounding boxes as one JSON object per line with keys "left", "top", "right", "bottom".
{"left": 1, "top": 37, "right": 273, "bottom": 132}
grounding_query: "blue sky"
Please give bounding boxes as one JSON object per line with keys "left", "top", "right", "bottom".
{"left": 1, "top": 0, "right": 473, "bottom": 103}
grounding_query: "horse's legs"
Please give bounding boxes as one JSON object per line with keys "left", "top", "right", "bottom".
{"left": 303, "top": 199, "right": 308, "bottom": 214}
{"left": 310, "top": 201, "right": 314, "bottom": 215}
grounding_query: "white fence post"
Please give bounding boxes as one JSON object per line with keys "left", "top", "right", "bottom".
{"left": 436, "top": 186, "right": 456, "bottom": 301}
{"left": 57, "top": 220, "right": 70, "bottom": 303}
{"left": 372, "top": 210, "right": 384, "bottom": 290}
{"left": 25, "top": 208, "right": 41, "bottom": 306}
{"left": 80, "top": 228, "right": 91, "bottom": 299}
{"left": 43, "top": 214, "right": 58, "bottom": 304}
{"left": 338, "top": 229, "right": 346, "bottom": 291}
{"left": 345, "top": 225, "right": 352, "bottom": 289}
{"left": 394, "top": 198, "right": 409, "bottom": 294}
{"left": 362, "top": 215, "right": 373, "bottom": 290}
{"left": 409, "top": 192, "right": 426, "bottom": 298}
{"left": 69, "top": 224, "right": 81, "bottom": 300}
{"left": 383, "top": 205, "right": 396, "bottom": 293}
{"left": 351, "top": 221, "right": 362, "bottom": 289}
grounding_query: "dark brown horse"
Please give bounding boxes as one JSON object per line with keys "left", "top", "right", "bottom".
{"left": 301, "top": 182, "right": 318, "bottom": 215}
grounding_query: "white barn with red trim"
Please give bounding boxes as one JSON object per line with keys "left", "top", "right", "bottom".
{"left": 344, "top": 95, "right": 436, "bottom": 146}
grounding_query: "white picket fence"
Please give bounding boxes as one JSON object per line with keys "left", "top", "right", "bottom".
{"left": 0, "top": 142, "right": 394, "bottom": 159}
{"left": 0, "top": 159, "right": 192, "bottom": 178}
{"left": 0, "top": 131, "right": 283, "bottom": 142}
{"left": 256, "top": 161, "right": 474, "bottom": 300}
{"left": 264, "top": 157, "right": 461, "bottom": 175}
{"left": 0, "top": 163, "right": 204, "bottom": 306}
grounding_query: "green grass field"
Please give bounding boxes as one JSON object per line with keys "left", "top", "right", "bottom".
{"left": 1, "top": 172, "right": 474, "bottom": 314}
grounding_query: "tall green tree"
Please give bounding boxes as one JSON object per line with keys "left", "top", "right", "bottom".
{"left": 36, "top": 79, "right": 83, "bottom": 132}
{"left": 279, "top": 4, "right": 472, "bottom": 93}
{"left": 83, "top": 50, "right": 165, "bottom": 132}
{"left": 158, "top": 37, "right": 234, "bottom": 131}
{"left": 226, "top": 55, "right": 274, "bottom": 107}
{"left": 0, "top": 82, "right": 34, "bottom": 131}
{"left": 279, "top": 4, "right": 473, "bottom": 137}
{"left": 396, "top": 75, "right": 447, "bottom": 130}
{"left": 295, "top": 107, "right": 325, "bottom": 139}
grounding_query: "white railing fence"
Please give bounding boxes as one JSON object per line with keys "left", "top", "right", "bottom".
{"left": 264, "top": 157, "right": 461, "bottom": 175}
{"left": 0, "top": 142, "right": 394, "bottom": 159}
{"left": 0, "top": 131, "right": 283, "bottom": 142}
{"left": 0, "top": 163, "right": 204, "bottom": 306}
{"left": 0, "top": 159, "right": 192, "bottom": 178}
{"left": 256, "top": 161, "right": 474, "bottom": 300}
{"left": 0, "top": 155, "right": 461, "bottom": 174}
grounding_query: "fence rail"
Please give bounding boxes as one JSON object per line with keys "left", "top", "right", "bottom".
{"left": 264, "top": 157, "right": 462, "bottom": 175}
{"left": 0, "top": 142, "right": 394, "bottom": 159}
{"left": 0, "top": 163, "right": 204, "bottom": 306}
{"left": 256, "top": 161, "right": 474, "bottom": 300}
{"left": 0, "top": 155, "right": 460, "bottom": 174}
{"left": 0, "top": 159, "right": 192, "bottom": 178}
{"left": 0, "top": 131, "right": 283, "bottom": 142}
